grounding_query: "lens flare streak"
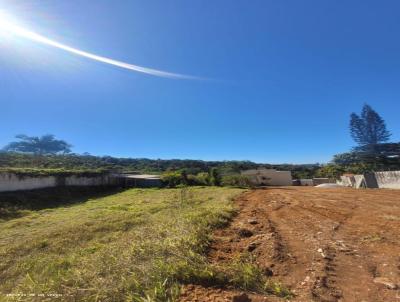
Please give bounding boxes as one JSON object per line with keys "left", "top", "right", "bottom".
{"left": 0, "top": 14, "right": 196, "bottom": 79}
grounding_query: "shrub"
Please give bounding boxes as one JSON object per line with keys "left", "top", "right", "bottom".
{"left": 209, "top": 168, "right": 221, "bottom": 186}
{"left": 161, "top": 171, "right": 185, "bottom": 188}
{"left": 315, "top": 164, "right": 345, "bottom": 179}
{"left": 194, "top": 172, "right": 211, "bottom": 186}
{"left": 221, "top": 175, "right": 252, "bottom": 188}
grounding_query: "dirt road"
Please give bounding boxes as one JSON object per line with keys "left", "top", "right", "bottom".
{"left": 180, "top": 187, "right": 400, "bottom": 302}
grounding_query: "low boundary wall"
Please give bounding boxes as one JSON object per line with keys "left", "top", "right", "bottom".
{"left": 339, "top": 171, "right": 400, "bottom": 189}
{"left": 0, "top": 172, "right": 118, "bottom": 193}
{"left": 241, "top": 169, "right": 292, "bottom": 186}
{"left": 374, "top": 171, "right": 400, "bottom": 189}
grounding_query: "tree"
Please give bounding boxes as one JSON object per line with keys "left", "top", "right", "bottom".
{"left": 332, "top": 152, "right": 362, "bottom": 165}
{"left": 3, "top": 134, "right": 72, "bottom": 155}
{"left": 194, "top": 172, "right": 211, "bottom": 186}
{"left": 315, "top": 164, "right": 345, "bottom": 179}
{"left": 332, "top": 142, "right": 400, "bottom": 172}
{"left": 350, "top": 104, "right": 391, "bottom": 146}
{"left": 161, "top": 171, "right": 183, "bottom": 188}
{"left": 209, "top": 167, "right": 221, "bottom": 186}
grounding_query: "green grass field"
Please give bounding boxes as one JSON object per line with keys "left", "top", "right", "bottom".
{"left": 0, "top": 187, "right": 246, "bottom": 302}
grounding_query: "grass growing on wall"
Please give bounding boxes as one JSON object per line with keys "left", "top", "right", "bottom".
{"left": 0, "top": 167, "right": 108, "bottom": 178}
{"left": 0, "top": 187, "right": 246, "bottom": 301}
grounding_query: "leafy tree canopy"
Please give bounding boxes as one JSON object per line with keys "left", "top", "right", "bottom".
{"left": 350, "top": 104, "right": 391, "bottom": 146}
{"left": 332, "top": 142, "right": 400, "bottom": 173}
{"left": 3, "top": 134, "right": 72, "bottom": 155}
{"left": 315, "top": 164, "right": 345, "bottom": 179}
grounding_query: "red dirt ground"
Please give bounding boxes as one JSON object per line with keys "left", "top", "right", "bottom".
{"left": 179, "top": 187, "right": 400, "bottom": 302}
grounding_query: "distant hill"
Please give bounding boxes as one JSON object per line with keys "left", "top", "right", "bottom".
{"left": 0, "top": 152, "right": 321, "bottom": 179}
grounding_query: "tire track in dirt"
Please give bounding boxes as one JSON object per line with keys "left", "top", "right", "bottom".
{"left": 180, "top": 187, "right": 400, "bottom": 302}
{"left": 180, "top": 189, "right": 285, "bottom": 302}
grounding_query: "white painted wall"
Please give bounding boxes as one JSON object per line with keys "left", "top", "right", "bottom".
{"left": 0, "top": 173, "right": 117, "bottom": 192}
{"left": 375, "top": 171, "right": 400, "bottom": 189}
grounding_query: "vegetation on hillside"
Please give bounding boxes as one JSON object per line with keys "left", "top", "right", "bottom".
{"left": 0, "top": 187, "right": 295, "bottom": 301}
{"left": 0, "top": 151, "right": 322, "bottom": 179}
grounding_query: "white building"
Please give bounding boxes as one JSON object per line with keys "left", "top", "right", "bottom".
{"left": 241, "top": 169, "right": 292, "bottom": 186}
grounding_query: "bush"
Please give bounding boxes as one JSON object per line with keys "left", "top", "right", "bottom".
{"left": 221, "top": 175, "right": 252, "bottom": 188}
{"left": 194, "top": 172, "right": 211, "bottom": 186}
{"left": 161, "top": 171, "right": 185, "bottom": 188}
{"left": 161, "top": 170, "right": 212, "bottom": 188}
{"left": 315, "top": 164, "right": 345, "bottom": 179}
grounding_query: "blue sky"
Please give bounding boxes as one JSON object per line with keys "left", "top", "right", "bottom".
{"left": 0, "top": 0, "right": 399, "bottom": 163}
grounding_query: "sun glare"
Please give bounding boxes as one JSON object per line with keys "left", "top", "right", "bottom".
{"left": 0, "top": 10, "right": 66, "bottom": 47}
{"left": 0, "top": 10, "right": 196, "bottom": 79}
{"left": 0, "top": 10, "right": 26, "bottom": 36}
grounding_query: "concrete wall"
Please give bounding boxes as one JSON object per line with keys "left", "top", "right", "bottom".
{"left": 375, "top": 171, "right": 400, "bottom": 189}
{"left": 364, "top": 173, "right": 379, "bottom": 188}
{"left": 339, "top": 171, "right": 400, "bottom": 189}
{"left": 241, "top": 169, "right": 292, "bottom": 186}
{"left": 65, "top": 175, "right": 116, "bottom": 187}
{"left": 354, "top": 175, "right": 366, "bottom": 188}
{"left": 123, "top": 177, "right": 162, "bottom": 188}
{"left": 313, "top": 178, "right": 336, "bottom": 186}
{"left": 0, "top": 173, "right": 57, "bottom": 192}
{"left": 300, "top": 179, "right": 314, "bottom": 186}
{"left": 0, "top": 172, "right": 116, "bottom": 193}
{"left": 338, "top": 175, "right": 356, "bottom": 187}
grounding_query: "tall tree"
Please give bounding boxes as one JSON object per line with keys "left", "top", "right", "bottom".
{"left": 350, "top": 104, "right": 391, "bottom": 146}
{"left": 3, "top": 134, "right": 72, "bottom": 155}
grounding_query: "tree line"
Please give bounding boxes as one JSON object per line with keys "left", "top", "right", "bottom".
{"left": 1, "top": 103, "right": 398, "bottom": 181}
{"left": 0, "top": 151, "right": 320, "bottom": 179}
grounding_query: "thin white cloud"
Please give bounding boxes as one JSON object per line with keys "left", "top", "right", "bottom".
{"left": 0, "top": 15, "right": 197, "bottom": 79}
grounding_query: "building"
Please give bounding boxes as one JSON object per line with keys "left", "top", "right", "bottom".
{"left": 241, "top": 169, "right": 292, "bottom": 186}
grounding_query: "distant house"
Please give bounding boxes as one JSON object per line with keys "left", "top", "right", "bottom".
{"left": 241, "top": 169, "right": 292, "bottom": 186}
